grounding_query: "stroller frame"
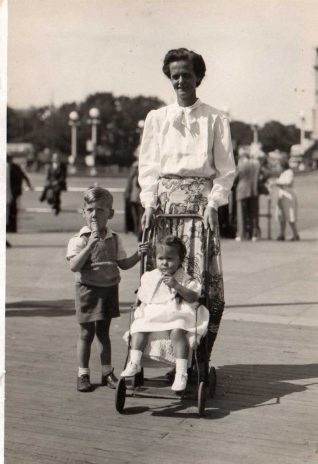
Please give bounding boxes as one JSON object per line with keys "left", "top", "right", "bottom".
{"left": 115, "top": 213, "right": 217, "bottom": 416}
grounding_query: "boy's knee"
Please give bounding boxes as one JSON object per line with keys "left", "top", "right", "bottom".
{"left": 80, "top": 324, "right": 95, "bottom": 343}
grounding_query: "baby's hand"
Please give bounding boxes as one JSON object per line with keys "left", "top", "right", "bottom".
{"left": 161, "top": 274, "right": 178, "bottom": 289}
{"left": 138, "top": 241, "right": 150, "bottom": 256}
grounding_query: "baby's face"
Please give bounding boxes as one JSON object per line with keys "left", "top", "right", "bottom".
{"left": 83, "top": 199, "right": 113, "bottom": 232}
{"left": 156, "top": 245, "right": 181, "bottom": 275}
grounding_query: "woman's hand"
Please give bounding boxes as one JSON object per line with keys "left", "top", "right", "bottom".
{"left": 141, "top": 207, "right": 154, "bottom": 229}
{"left": 203, "top": 206, "right": 218, "bottom": 231}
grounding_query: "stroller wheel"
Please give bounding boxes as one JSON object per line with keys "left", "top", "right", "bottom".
{"left": 115, "top": 378, "right": 126, "bottom": 413}
{"left": 131, "top": 368, "right": 144, "bottom": 389}
{"left": 198, "top": 381, "right": 206, "bottom": 416}
{"left": 209, "top": 366, "right": 217, "bottom": 398}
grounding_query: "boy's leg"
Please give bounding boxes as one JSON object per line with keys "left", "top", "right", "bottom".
{"left": 170, "top": 329, "right": 189, "bottom": 392}
{"left": 95, "top": 318, "right": 117, "bottom": 389}
{"left": 77, "top": 322, "right": 95, "bottom": 368}
{"left": 77, "top": 322, "right": 95, "bottom": 392}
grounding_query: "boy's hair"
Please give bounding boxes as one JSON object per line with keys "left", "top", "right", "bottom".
{"left": 156, "top": 235, "right": 187, "bottom": 262}
{"left": 83, "top": 186, "right": 113, "bottom": 207}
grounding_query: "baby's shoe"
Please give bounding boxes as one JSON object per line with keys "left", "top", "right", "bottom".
{"left": 171, "top": 371, "right": 188, "bottom": 392}
{"left": 121, "top": 361, "right": 141, "bottom": 377}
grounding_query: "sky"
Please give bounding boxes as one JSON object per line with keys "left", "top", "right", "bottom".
{"left": 7, "top": 0, "right": 318, "bottom": 128}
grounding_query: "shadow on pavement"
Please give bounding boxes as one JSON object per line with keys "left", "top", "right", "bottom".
{"left": 6, "top": 299, "right": 75, "bottom": 317}
{"left": 227, "top": 301, "right": 318, "bottom": 308}
{"left": 5, "top": 300, "right": 136, "bottom": 317}
{"left": 138, "top": 363, "right": 318, "bottom": 419}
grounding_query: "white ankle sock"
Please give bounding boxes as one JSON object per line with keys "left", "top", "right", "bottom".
{"left": 101, "top": 365, "right": 112, "bottom": 376}
{"left": 130, "top": 349, "right": 142, "bottom": 365}
{"left": 175, "top": 358, "right": 188, "bottom": 374}
{"left": 78, "top": 367, "right": 90, "bottom": 377}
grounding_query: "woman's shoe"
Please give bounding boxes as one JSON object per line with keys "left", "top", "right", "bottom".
{"left": 289, "top": 235, "right": 300, "bottom": 241}
{"left": 276, "top": 236, "right": 285, "bottom": 241}
{"left": 171, "top": 372, "right": 188, "bottom": 392}
{"left": 121, "top": 361, "right": 141, "bottom": 377}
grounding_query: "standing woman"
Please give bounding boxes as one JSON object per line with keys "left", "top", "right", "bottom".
{"left": 138, "top": 48, "right": 236, "bottom": 360}
{"left": 274, "top": 160, "right": 300, "bottom": 241}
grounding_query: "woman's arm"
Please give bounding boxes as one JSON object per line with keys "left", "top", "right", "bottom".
{"left": 204, "top": 115, "right": 236, "bottom": 229}
{"left": 138, "top": 110, "right": 160, "bottom": 211}
{"left": 208, "top": 115, "right": 236, "bottom": 210}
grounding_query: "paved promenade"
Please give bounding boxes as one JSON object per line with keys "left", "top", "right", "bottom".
{"left": 5, "top": 218, "right": 318, "bottom": 464}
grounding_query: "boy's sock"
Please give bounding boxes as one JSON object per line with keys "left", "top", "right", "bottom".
{"left": 130, "top": 349, "right": 142, "bottom": 365}
{"left": 101, "top": 365, "right": 113, "bottom": 377}
{"left": 78, "top": 367, "right": 90, "bottom": 377}
{"left": 175, "top": 358, "right": 188, "bottom": 374}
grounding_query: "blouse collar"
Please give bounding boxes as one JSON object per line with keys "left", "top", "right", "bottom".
{"left": 169, "top": 98, "right": 202, "bottom": 130}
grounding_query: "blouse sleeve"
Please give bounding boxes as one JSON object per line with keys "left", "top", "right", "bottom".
{"left": 138, "top": 110, "right": 160, "bottom": 208}
{"left": 208, "top": 115, "right": 236, "bottom": 209}
{"left": 276, "top": 169, "right": 293, "bottom": 186}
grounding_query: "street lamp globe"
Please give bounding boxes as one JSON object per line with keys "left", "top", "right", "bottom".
{"left": 137, "top": 120, "right": 145, "bottom": 129}
{"left": 89, "top": 107, "right": 100, "bottom": 119}
{"left": 69, "top": 110, "right": 79, "bottom": 122}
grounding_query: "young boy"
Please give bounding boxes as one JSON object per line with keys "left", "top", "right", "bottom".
{"left": 67, "top": 186, "right": 145, "bottom": 392}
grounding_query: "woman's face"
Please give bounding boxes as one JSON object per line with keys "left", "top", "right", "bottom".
{"left": 169, "top": 60, "right": 198, "bottom": 106}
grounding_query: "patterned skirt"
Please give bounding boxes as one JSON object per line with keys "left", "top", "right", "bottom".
{"left": 145, "top": 176, "right": 225, "bottom": 358}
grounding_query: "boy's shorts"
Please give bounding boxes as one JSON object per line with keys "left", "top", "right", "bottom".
{"left": 75, "top": 283, "right": 120, "bottom": 324}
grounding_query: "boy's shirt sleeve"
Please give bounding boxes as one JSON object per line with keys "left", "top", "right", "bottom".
{"left": 66, "top": 235, "right": 86, "bottom": 260}
{"left": 116, "top": 234, "right": 128, "bottom": 261}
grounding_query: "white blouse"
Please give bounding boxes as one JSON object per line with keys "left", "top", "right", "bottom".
{"left": 138, "top": 98, "right": 236, "bottom": 209}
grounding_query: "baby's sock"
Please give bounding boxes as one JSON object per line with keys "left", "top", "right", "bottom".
{"left": 130, "top": 349, "right": 142, "bottom": 365}
{"left": 78, "top": 367, "right": 90, "bottom": 377}
{"left": 175, "top": 358, "right": 188, "bottom": 374}
{"left": 101, "top": 365, "right": 113, "bottom": 376}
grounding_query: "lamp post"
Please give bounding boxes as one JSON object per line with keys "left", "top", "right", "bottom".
{"left": 299, "top": 111, "right": 306, "bottom": 147}
{"left": 88, "top": 107, "right": 100, "bottom": 176}
{"left": 68, "top": 111, "right": 79, "bottom": 173}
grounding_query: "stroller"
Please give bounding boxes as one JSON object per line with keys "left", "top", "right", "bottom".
{"left": 115, "top": 213, "right": 217, "bottom": 416}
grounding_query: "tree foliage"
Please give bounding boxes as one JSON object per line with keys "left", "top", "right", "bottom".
{"left": 7, "top": 93, "right": 164, "bottom": 167}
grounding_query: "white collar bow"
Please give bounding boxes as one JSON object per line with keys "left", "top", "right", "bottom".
{"left": 168, "top": 99, "right": 201, "bottom": 130}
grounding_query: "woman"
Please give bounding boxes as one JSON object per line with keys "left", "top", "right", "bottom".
{"left": 138, "top": 48, "right": 236, "bottom": 360}
{"left": 274, "top": 160, "right": 300, "bottom": 241}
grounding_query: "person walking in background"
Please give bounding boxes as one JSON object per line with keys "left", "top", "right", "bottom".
{"left": 39, "top": 152, "right": 67, "bottom": 215}
{"left": 274, "top": 160, "right": 300, "bottom": 241}
{"left": 6, "top": 160, "right": 12, "bottom": 248}
{"left": 125, "top": 146, "right": 144, "bottom": 239}
{"left": 7, "top": 156, "right": 33, "bottom": 233}
{"left": 235, "top": 149, "right": 260, "bottom": 241}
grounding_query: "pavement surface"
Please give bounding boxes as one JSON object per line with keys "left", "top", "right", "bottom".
{"left": 4, "top": 171, "right": 318, "bottom": 464}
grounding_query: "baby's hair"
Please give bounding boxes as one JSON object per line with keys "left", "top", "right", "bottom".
{"left": 83, "top": 186, "right": 113, "bottom": 207}
{"left": 156, "top": 235, "right": 187, "bottom": 262}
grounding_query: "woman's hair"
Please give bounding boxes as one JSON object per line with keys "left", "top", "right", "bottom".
{"left": 83, "top": 186, "right": 113, "bottom": 207}
{"left": 156, "top": 235, "right": 187, "bottom": 262}
{"left": 162, "top": 48, "right": 206, "bottom": 87}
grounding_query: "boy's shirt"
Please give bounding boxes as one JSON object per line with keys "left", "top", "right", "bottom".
{"left": 66, "top": 226, "right": 127, "bottom": 287}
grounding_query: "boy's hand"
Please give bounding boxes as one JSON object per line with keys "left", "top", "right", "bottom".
{"left": 86, "top": 231, "right": 99, "bottom": 250}
{"left": 161, "top": 274, "right": 178, "bottom": 290}
{"left": 138, "top": 241, "right": 150, "bottom": 256}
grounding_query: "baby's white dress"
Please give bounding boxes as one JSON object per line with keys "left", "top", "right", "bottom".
{"left": 129, "top": 268, "right": 209, "bottom": 364}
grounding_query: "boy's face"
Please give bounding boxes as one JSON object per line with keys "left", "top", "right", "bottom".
{"left": 156, "top": 245, "right": 181, "bottom": 275}
{"left": 83, "top": 199, "right": 114, "bottom": 232}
